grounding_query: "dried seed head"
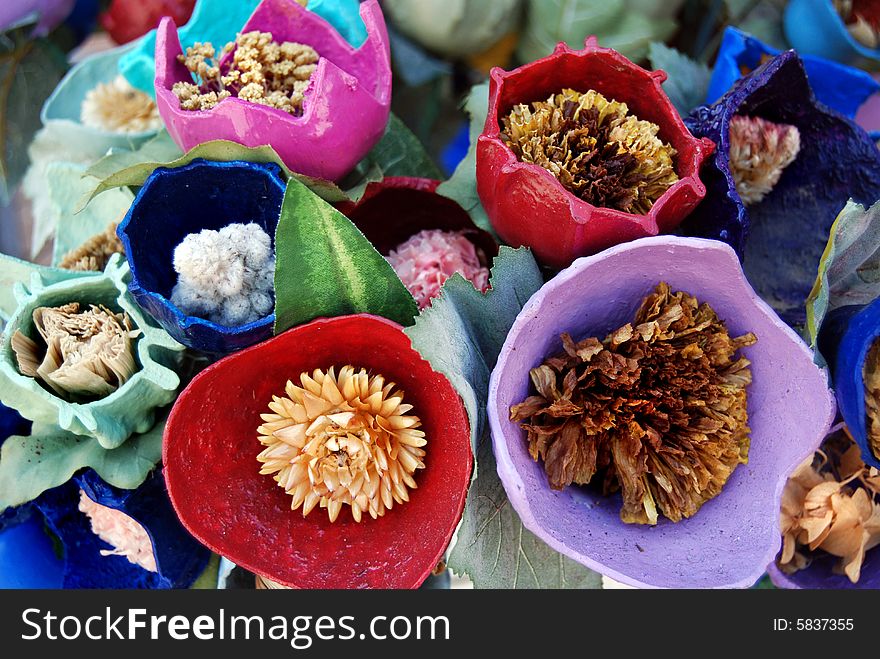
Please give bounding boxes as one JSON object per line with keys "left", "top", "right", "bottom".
{"left": 510, "top": 282, "right": 756, "bottom": 525}
{"left": 78, "top": 489, "right": 158, "bottom": 573}
{"left": 11, "top": 303, "right": 141, "bottom": 401}
{"left": 58, "top": 222, "right": 124, "bottom": 272}
{"left": 501, "top": 88, "right": 679, "bottom": 214}
{"left": 80, "top": 75, "right": 162, "bottom": 133}
{"left": 728, "top": 115, "right": 800, "bottom": 206}
{"left": 863, "top": 339, "right": 880, "bottom": 461}
{"left": 386, "top": 229, "right": 491, "bottom": 309}
{"left": 257, "top": 365, "right": 427, "bottom": 523}
{"left": 779, "top": 430, "right": 880, "bottom": 583}
{"left": 173, "top": 31, "right": 319, "bottom": 116}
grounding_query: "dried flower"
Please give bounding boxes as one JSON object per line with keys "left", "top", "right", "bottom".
{"left": 172, "top": 31, "right": 319, "bottom": 115}
{"left": 11, "top": 303, "right": 141, "bottom": 401}
{"left": 728, "top": 115, "right": 801, "bottom": 206}
{"left": 257, "top": 365, "right": 427, "bottom": 523}
{"left": 58, "top": 223, "right": 124, "bottom": 272}
{"left": 80, "top": 75, "right": 162, "bottom": 134}
{"left": 500, "top": 88, "right": 679, "bottom": 215}
{"left": 835, "top": 0, "right": 880, "bottom": 48}
{"left": 386, "top": 229, "right": 491, "bottom": 309}
{"left": 863, "top": 339, "right": 880, "bottom": 461}
{"left": 170, "top": 222, "right": 275, "bottom": 327}
{"left": 779, "top": 430, "right": 880, "bottom": 583}
{"left": 509, "top": 282, "right": 756, "bottom": 525}
{"left": 78, "top": 489, "right": 157, "bottom": 573}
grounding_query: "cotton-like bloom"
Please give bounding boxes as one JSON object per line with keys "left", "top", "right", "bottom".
{"left": 170, "top": 222, "right": 275, "bottom": 328}
{"left": 386, "top": 230, "right": 490, "bottom": 309}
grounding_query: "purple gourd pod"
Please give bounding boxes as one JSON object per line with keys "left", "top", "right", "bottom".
{"left": 488, "top": 236, "right": 835, "bottom": 589}
{"left": 154, "top": 0, "right": 391, "bottom": 182}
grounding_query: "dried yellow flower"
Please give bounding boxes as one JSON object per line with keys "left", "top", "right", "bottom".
{"left": 501, "top": 88, "right": 679, "bottom": 214}
{"left": 58, "top": 223, "right": 124, "bottom": 272}
{"left": 864, "top": 339, "right": 880, "bottom": 461}
{"left": 728, "top": 115, "right": 800, "bottom": 206}
{"left": 173, "top": 31, "right": 319, "bottom": 115}
{"left": 779, "top": 431, "right": 880, "bottom": 583}
{"left": 80, "top": 75, "right": 162, "bottom": 133}
{"left": 257, "top": 365, "right": 426, "bottom": 523}
{"left": 11, "top": 303, "right": 141, "bottom": 401}
{"left": 510, "top": 282, "right": 756, "bottom": 525}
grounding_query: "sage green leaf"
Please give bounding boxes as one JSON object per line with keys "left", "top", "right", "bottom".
{"left": 436, "top": 83, "right": 494, "bottom": 236}
{"left": 342, "top": 114, "right": 443, "bottom": 199}
{"left": 273, "top": 178, "right": 419, "bottom": 333}
{"left": 724, "top": 0, "right": 787, "bottom": 50}
{"left": 78, "top": 132, "right": 349, "bottom": 211}
{"left": 805, "top": 200, "right": 880, "bottom": 358}
{"left": 648, "top": 42, "right": 712, "bottom": 117}
{"left": 0, "top": 31, "right": 68, "bottom": 204}
{"left": 0, "top": 416, "right": 165, "bottom": 509}
{"left": 448, "top": 434, "right": 603, "bottom": 589}
{"left": 405, "top": 246, "right": 543, "bottom": 451}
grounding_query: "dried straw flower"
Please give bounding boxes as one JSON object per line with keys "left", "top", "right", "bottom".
{"left": 257, "top": 365, "right": 426, "bottom": 523}
{"left": 728, "top": 114, "right": 800, "bottom": 206}
{"left": 10, "top": 303, "right": 141, "bottom": 401}
{"left": 863, "top": 339, "right": 880, "bottom": 461}
{"left": 500, "top": 88, "right": 679, "bottom": 214}
{"left": 80, "top": 75, "right": 162, "bottom": 134}
{"left": 78, "top": 489, "right": 157, "bottom": 573}
{"left": 835, "top": 0, "right": 880, "bottom": 48}
{"left": 386, "top": 229, "right": 491, "bottom": 309}
{"left": 173, "top": 31, "right": 319, "bottom": 115}
{"left": 779, "top": 429, "right": 880, "bottom": 583}
{"left": 509, "top": 282, "right": 757, "bottom": 525}
{"left": 58, "top": 223, "right": 124, "bottom": 272}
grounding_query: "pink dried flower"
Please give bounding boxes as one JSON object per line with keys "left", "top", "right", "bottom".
{"left": 728, "top": 114, "right": 801, "bottom": 205}
{"left": 386, "top": 229, "right": 490, "bottom": 309}
{"left": 78, "top": 489, "right": 157, "bottom": 572}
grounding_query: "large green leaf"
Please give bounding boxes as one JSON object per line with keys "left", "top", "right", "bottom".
{"left": 273, "top": 178, "right": 419, "bottom": 333}
{"left": 0, "top": 415, "right": 165, "bottom": 509}
{"left": 805, "top": 200, "right": 880, "bottom": 358}
{"left": 648, "top": 42, "right": 712, "bottom": 117}
{"left": 436, "top": 83, "right": 494, "bottom": 236}
{"left": 0, "top": 30, "right": 68, "bottom": 204}
{"left": 448, "top": 434, "right": 603, "bottom": 589}
{"left": 405, "top": 246, "right": 542, "bottom": 451}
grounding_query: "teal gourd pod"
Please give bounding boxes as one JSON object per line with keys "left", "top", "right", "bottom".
{"left": 0, "top": 255, "right": 184, "bottom": 449}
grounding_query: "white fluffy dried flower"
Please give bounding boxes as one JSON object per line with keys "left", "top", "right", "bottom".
{"left": 728, "top": 115, "right": 801, "bottom": 206}
{"left": 170, "top": 222, "right": 275, "bottom": 327}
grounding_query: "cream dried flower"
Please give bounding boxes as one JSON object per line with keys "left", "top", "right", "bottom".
{"left": 78, "top": 489, "right": 157, "bottom": 572}
{"left": 257, "top": 365, "right": 427, "bottom": 523}
{"left": 170, "top": 222, "right": 275, "bottom": 327}
{"left": 11, "top": 303, "right": 141, "bottom": 401}
{"left": 58, "top": 222, "right": 124, "bottom": 272}
{"left": 728, "top": 115, "right": 801, "bottom": 206}
{"left": 386, "top": 229, "right": 490, "bottom": 309}
{"left": 80, "top": 75, "right": 162, "bottom": 133}
{"left": 863, "top": 339, "right": 880, "bottom": 460}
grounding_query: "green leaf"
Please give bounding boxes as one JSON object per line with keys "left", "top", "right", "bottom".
{"left": 436, "top": 83, "right": 494, "bottom": 236}
{"left": 448, "top": 434, "right": 603, "bottom": 589}
{"left": 648, "top": 42, "right": 712, "bottom": 117}
{"left": 273, "top": 177, "right": 419, "bottom": 333}
{"left": 0, "top": 415, "right": 165, "bottom": 509}
{"left": 805, "top": 200, "right": 880, "bottom": 359}
{"left": 0, "top": 32, "right": 68, "bottom": 204}
{"left": 341, "top": 114, "right": 443, "bottom": 199}
{"left": 405, "top": 246, "right": 542, "bottom": 451}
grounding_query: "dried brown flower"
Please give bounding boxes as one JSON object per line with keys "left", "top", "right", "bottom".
{"left": 80, "top": 75, "right": 162, "bottom": 133}
{"left": 500, "top": 88, "right": 679, "bottom": 214}
{"left": 864, "top": 339, "right": 880, "bottom": 461}
{"left": 11, "top": 303, "right": 141, "bottom": 401}
{"left": 58, "top": 223, "right": 124, "bottom": 272}
{"left": 509, "top": 282, "right": 757, "bottom": 525}
{"left": 779, "top": 430, "right": 880, "bottom": 583}
{"left": 257, "top": 365, "right": 426, "bottom": 523}
{"left": 728, "top": 114, "right": 800, "bottom": 206}
{"left": 173, "top": 31, "right": 319, "bottom": 115}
